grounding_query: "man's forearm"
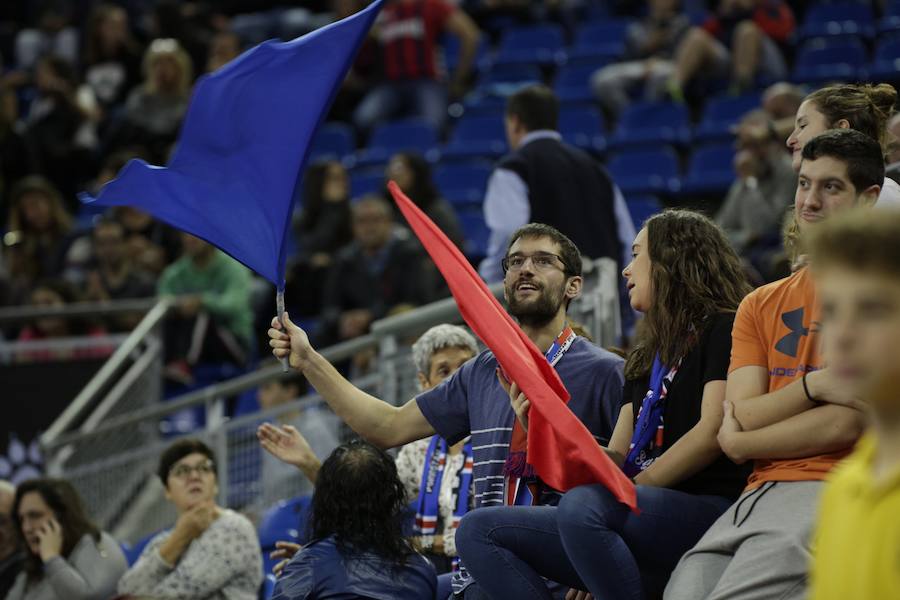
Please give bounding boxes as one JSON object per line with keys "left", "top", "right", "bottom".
{"left": 723, "top": 405, "right": 865, "bottom": 463}
{"left": 732, "top": 376, "right": 817, "bottom": 431}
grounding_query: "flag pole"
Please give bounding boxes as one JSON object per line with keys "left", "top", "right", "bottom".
{"left": 276, "top": 288, "right": 289, "bottom": 372}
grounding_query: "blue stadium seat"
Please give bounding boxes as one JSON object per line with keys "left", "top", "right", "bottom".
{"left": 457, "top": 210, "right": 491, "bottom": 260}
{"left": 434, "top": 162, "right": 493, "bottom": 208}
{"left": 355, "top": 119, "right": 439, "bottom": 167}
{"left": 625, "top": 195, "right": 663, "bottom": 229}
{"left": 482, "top": 63, "right": 543, "bottom": 86}
{"left": 609, "top": 101, "right": 691, "bottom": 149}
{"left": 869, "top": 35, "right": 900, "bottom": 82}
{"left": 792, "top": 37, "right": 868, "bottom": 85}
{"left": 122, "top": 530, "right": 163, "bottom": 566}
{"left": 569, "top": 20, "right": 632, "bottom": 62}
{"left": 258, "top": 495, "right": 312, "bottom": 575}
{"left": 879, "top": 0, "right": 900, "bottom": 35}
{"left": 607, "top": 148, "right": 682, "bottom": 196}
{"left": 694, "top": 93, "right": 761, "bottom": 143}
{"left": 308, "top": 122, "right": 354, "bottom": 162}
{"left": 494, "top": 24, "right": 566, "bottom": 66}
{"left": 554, "top": 62, "right": 607, "bottom": 104}
{"left": 349, "top": 168, "right": 385, "bottom": 198}
{"left": 442, "top": 114, "right": 508, "bottom": 159}
{"left": 442, "top": 35, "right": 492, "bottom": 74}
{"left": 461, "top": 93, "right": 509, "bottom": 116}
{"left": 799, "top": 2, "right": 875, "bottom": 40}
{"left": 681, "top": 143, "right": 737, "bottom": 196}
{"left": 260, "top": 574, "right": 277, "bottom": 600}
{"left": 559, "top": 106, "right": 607, "bottom": 154}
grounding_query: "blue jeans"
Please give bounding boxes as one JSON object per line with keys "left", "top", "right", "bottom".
{"left": 456, "top": 485, "right": 733, "bottom": 600}
{"left": 353, "top": 80, "right": 448, "bottom": 134}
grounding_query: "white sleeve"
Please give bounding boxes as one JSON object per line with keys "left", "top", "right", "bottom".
{"left": 478, "top": 168, "right": 530, "bottom": 283}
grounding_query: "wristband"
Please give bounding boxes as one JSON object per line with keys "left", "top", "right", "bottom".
{"left": 802, "top": 371, "right": 817, "bottom": 403}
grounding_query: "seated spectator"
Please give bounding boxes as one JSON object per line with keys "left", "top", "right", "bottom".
{"left": 385, "top": 151, "right": 464, "bottom": 250}
{"left": 0, "top": 85, "right": 29, "bottom": 217}
{"left": 786, "top": 83, "right": 899, "bottom": 208}
{"left": 15, "top": 280, "right": 112, "bottom": 363}
{"left": 456, "top": 210, "right": 752, "bottom": 599}
{"left": 885, "top": 113, "right": 900, "bottom": 182}
{"left": 353, "top": 0, "right": 480, "bottom": 135}
{"left": 82, "top": 4, "right": 143, "bottom": 119}
{"left": 806, "top": 210, "right": 900, "bottom": 600}
{"left": 114, "top": 38, "right": 193, "bottom": 163}
{"left": 590, "top": 0, "right": 691, "bottom": 119}
{"left": 256, "top": 368, "right": 341, "bottom": 506}
{"left": 320, "top": 196, "right": 428, "bottom": 345}
{"left": 761, "top": 81, "right": 806, "bottom": 140}
{"left": 23, "top": 55, "right": 96, "bottom": 204}
{"left": 13, "top": 1, "right": 79, "bottom": 71}
{"left": 715, "top": 109, "right": 796, "bottom": 258}
{"left": 5, "top": 478, "right": 127, "bottom": 600}
{"left": 0, "top": 480, "right": 24, "bottom": 599}
{"left": 118, "top": 439, "right": 262, "bottom": 599}
{"left": 665, "top": 129, "right": 881, "bottom": 600}
{"left": 667, "top": 0, "right": 795, "bottom": 101}
{"left": 286, "top": 160, "right": 353, "bottom": 318}
{"left": 205, "top": 31, "right": 242, "bottom": 73}
{"left": 82, "top": 218, "right": 156, "bottom": 331}
{"left": 5, "top": 176, "right": 86, "bottom": 305}
{"left": 271, "top": 440, "right": 437, "bottom": 600}
{"left": 158, "top": 233, "right": 254, "bottom": 378}
{"left": 259, "top": 323, "right": 479, "bottom": 582}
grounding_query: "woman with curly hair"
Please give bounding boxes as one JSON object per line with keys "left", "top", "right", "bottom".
{"left": 455, "top": 210, "right": 753, "bottom": 600}
{"left": 272, "top": 440, "right": 436, "bottom": 599}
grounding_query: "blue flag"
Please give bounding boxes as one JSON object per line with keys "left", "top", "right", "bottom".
{"left": 80, "top": 1, "right": 383, "bottom": 288}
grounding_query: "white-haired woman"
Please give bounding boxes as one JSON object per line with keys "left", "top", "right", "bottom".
{"left": 258, "top": 323, "right": 479, "bottom": 579}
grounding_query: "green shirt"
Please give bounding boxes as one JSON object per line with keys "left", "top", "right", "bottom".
{"left": 158, "top": 251, "right": 254, "bottom": 344}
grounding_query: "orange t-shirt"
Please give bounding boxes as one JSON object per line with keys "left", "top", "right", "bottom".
{"left": 729, "top": 267, "right": 850, "bottom": 489}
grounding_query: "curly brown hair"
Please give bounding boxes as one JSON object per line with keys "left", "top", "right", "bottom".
{"left": 625, "top": 210, "right": 751, "bottom": 380}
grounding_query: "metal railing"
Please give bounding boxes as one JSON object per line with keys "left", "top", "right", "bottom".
{"left": 33, "top": 258, "right": 621, "bottom": 543}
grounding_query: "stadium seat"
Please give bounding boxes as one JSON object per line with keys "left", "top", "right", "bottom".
{"left": 442, "top": 114, "right": 508, "bottom": 159}
{"left": 625, "top": 195, "right": 663, "bottom": 229}
{"left": 482, "top": 63, "right": 543, "bottom": 86}
{"left": 258, "top": 495, "right": 312, "bottom": 575}
{"left": 122, "top": 530, "right": 163, "bottom": 566}
{"left": 559, "top": 106, "right": 607, "bottom": 154}
{"left": 607, "top": 148, "right": 682, "bottom": 196}
{"left": 349, "top": 168, "right": 385, "bottom": 198}
{"left": 799, "top": 2, "right": 875, "bottom": 40}
{"left": 461, "top": 93, "right": 509, "bottom": 116}
{"left": 680, "top": 143, "right": 737, "bottom": 196}
{"left": 868, "top": 35, "right": 900, "bottom": 82}
{"left": 442, "top": 34, "right": 492, "bottom": 75}
{"left": 434, "top": 162, "right": 493, "bottom": 208}
{"left": 694, "top": 93, "right": 761, "bottom": 143}
{"left": 609, "top": 101, "right": 691, "bottom": 149}
{"left": 355, "top": 119, "right": 439, "bottom": 167}
{"left": 568, "top": 20, "right": 632, "bottom": 62}
{"left": 792, "top": 37, "right": 868, "bottom": 85}
{"left": 457, "top": 210, "right": 491, "bottom": 260}
{"left": 554, "top": 62, "right": 608, "bottom": 104}
{"left": 494, "top": 24, "right": 566, "bottom": 66}
{"left": 879, "top": 0, "right": 900, "bottom": 35}
{"left": 260, "top": 574, "right": 277, "bottom": 600}
{"left": 308, "top": 122, "right": 354, "bottom": 163}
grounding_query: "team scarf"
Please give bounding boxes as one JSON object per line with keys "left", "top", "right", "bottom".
{"left": 503, "top": 326, "right": 577, "bottom": 506}
{"left": 414, "top": 435, "right": 473, "bottom": 569}
{"left": 622, "top": 354, "right": 681, "bottom": 478}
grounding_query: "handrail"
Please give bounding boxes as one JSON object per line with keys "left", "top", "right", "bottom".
{"left": 0, "top": 297, "right": 159, "bottom": 323}
{"left": 371, "top": 283, "right": 503, "bottom": 338}
{"left": 41, "top": 297, "right": 173, "bottom": 448}
{"left": 43, "top": 331, "right": 377, "bottom": 451}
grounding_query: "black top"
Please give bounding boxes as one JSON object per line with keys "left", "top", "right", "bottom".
{"left": 623, "top": 312, "right": 752, "bottom": 500}
{"left": 498, "top": 137, "right": 621, "bottom": 265}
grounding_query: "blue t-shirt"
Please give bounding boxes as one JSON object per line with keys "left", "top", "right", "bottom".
{"left": 415, "top": 337, "right": 624, "bottom": 509}
{"left": 272, "top": 536, "right": 436, "bottom": 600}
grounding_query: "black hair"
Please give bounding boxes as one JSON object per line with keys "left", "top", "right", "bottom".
{"left": 505, "top": 223, "right": 582, "bottom": 278}
{"left": 307, "top": 440, "right": 414, "bottom": 564}
{"left": 506, "top": 85, "right": 559, "bottom": 132}
{"left": 13, "top": 478, "right": 100, "bottom": 582}
{"left": 801, "top": 128, "right": 885, "bottom": 193}
{"left": 296, "top": 160, "right": 352, "bottom": 244}
{"left": 388, "top": 152, "right": 440, "bottom": 210}
{"left": 157, "top": 438, "right": 216, "bottom": 487}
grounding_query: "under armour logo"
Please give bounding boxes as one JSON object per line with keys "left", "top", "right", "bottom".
{"left": 775, "top": 307, "right": 809, "bottom": 357}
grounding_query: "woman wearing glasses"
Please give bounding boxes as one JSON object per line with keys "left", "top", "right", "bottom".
{"left": 117, "top": 439, "right": 262, "bottom": 600}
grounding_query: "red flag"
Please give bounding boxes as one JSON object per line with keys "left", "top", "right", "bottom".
{"left": 387, "top": 181, "right": 637, "bottom": 511}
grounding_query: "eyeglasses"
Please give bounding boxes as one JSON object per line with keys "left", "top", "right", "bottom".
{"left": 169, "top": 460, "right": 215, "bottom": 479}
{"left": 501, "top": 252, "right": 567, "bottom": 274}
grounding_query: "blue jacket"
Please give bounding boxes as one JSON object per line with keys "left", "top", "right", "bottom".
{"left": 272, "top": 536, "right": 436, "bottom": 599}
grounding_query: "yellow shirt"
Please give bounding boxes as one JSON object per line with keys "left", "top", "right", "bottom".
{"left": 809, "top": 433, "right": 900, "bottom": 600}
